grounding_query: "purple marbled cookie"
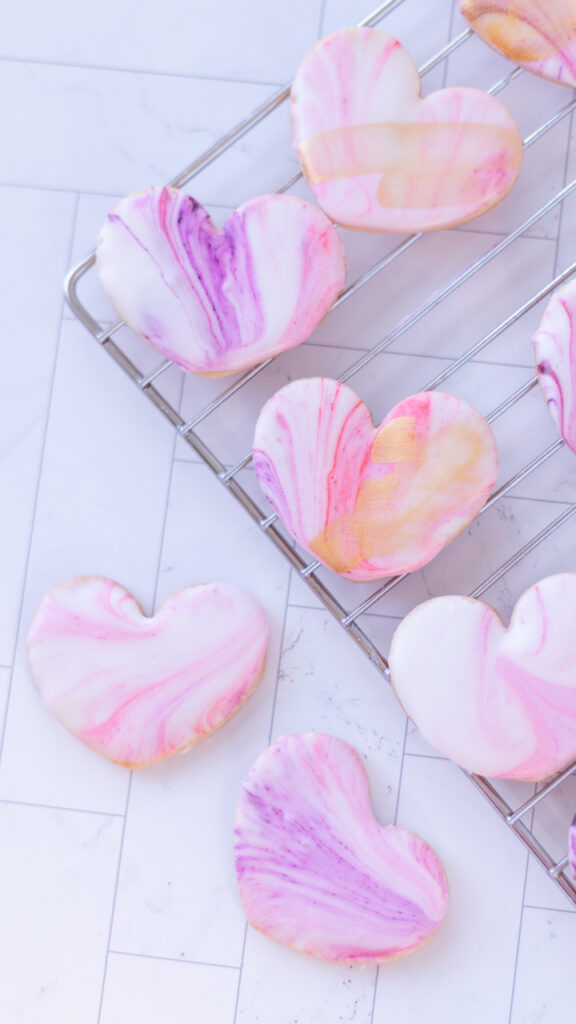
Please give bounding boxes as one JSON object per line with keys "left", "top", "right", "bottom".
{"left": 96, "top": 186, "right": 346, "bottom": 375}
{"left": 234, "top": 731, "right": 448, "bottom": 963}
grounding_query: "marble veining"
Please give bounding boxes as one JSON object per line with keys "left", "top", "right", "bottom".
{"left": 96, "top": 187, "right": 346, "bottom": 375}
{"left": 390, "top": 574, "right": 576, "bottom": 780}
{"left": 291, "top": 26, "right": 523, "bottom": 232}
{"left": 461, "top": 0, "right": 576, "bottom": 86}
{"left": 253, "top": 379, "right": 498, "bottom": 581}
{"left": 27, "top": 576, "right": 269, "bottom": 768}
{"left": 234, "top": 731, "right": 448, "bottom": 963}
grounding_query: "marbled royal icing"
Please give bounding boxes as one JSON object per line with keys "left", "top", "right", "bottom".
{"left": 27, "top": 576, "right": 269, "bottom": 768}
{"left": 96, "top": 187, "right": 346, "bottom": 375}
{"left": 389, "top": 574, "right": 576, "bottom": 781}
{"left": 290, "top": 27, "right": 523, "bottom": 232}
{"left": 461, "top": 0, "right": 576, "bottom": 87}
{"left": 253, "top": 379, "right": 498, "bottom": 581}
{"left": 234, "top": 732, "right": 448, "bottom": 963}
{"left": 532, "top": 276, "right": 576, "bottom": 454}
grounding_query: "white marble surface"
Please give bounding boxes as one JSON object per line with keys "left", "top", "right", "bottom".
{"left": 2, "top": 1, "right": 576, "bottom": 1021}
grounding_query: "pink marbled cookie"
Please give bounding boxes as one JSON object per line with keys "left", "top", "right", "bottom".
{"left": 290, "top": 27, "right": 523, "bottom": 232}
{"left": 462, "top": 1, "right": 576, "bottom": 87}
{"left": 389, "top": 574, "right": 576, "bottom": 781}
{"left": 253, "top": 379, "right": 498, "bottom": 581}
{"left": 532, "top": 275, "right": 576, "bottom": 454}
{"left": 96, "top": 187, "right": 346, "bottom": 375}
{"left": 234, "top": 732, "right": 448, "bottom": 963}
{"left": 27, "top": 576, "right": 269, "bottom": 768}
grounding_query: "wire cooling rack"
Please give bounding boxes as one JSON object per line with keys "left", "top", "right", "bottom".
{"left": 65, "top": 0, "right": 576, "bottom": 905}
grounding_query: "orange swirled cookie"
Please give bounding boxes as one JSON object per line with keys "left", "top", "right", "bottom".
{"left": 27, "top": 576, "right": 269, "bottom": 768}
{"left": 291, "top": 26, "right": 523, "bottom": 232}
{"left": 253, "top": 379, "right": 498, "bottom": 582}
{"left": 462, "top": 1, "right": 576, "bottom": 87}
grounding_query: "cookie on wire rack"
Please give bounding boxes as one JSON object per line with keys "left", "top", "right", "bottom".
{"left": 291, "top": 26, "right": 523, "bottom": 232}
{"left": 389, "top": 574, "right": 576, "bottom": 781}
{"left": 461, "top": 1, "right": 576, "bottom": 87}
{"left": 96, "top": 187, "right": 346, "bottom": 376}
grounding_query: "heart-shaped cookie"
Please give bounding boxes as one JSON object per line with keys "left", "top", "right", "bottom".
{"left": 234, "top": 732, "right": 448, "bottom": 963}
{"left": 96, "top": 187, "right": 346, "bottom": 375}
{"left": 461, "top": 1, "right": 576, "bottom": 87}
{"left": 290, "top": 27, "right": 523, "bottom": 232}
{"left": 253, "top": 379, "right": 498, "bottom": 581}
{"left": 389, "top": 574, "right": 576, "bottom": 781}
{"left": 532, "top": 276, "right": 576, "bottom": 454}
{"left": 27, "top": 576, "right": 269, "bottom": 768}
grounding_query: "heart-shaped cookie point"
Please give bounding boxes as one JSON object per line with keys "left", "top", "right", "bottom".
{"left": 234, "top": 732, "right": 448, "bottom": 963}
{"left": 461, "top": 1, "right": 576, "bottom": 87}
{"left": 96, "top": 187, "right": 346, "bottom": 376}
{"left": 532, "top": 276, "right": 576, "bottom": 454}
{"left": 290, "top": 27, "right": 523, "bottom": 233}
{"left": 253, "top": 379, "right": 498, "bottom": 582}
{"left": 27, "top": 576, "right": 269, "bottom": 768}
{"left": 389, "top": 575, "right": 576, "bottom": 781}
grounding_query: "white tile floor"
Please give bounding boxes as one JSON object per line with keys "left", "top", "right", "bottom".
{"left": 2, "top": 0, "right": 576, "bottom": 1021}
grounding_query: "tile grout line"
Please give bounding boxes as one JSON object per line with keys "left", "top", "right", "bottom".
{"left": 368, "top": 964, "right": 380, "bottom": 1024}
{"left": 0, "top": 796, "right": 125, "bottom": 818}
{"left": 0, "top": 191, "right": 80, "bottom": 765}
{"left": 0, "top": 180, "right": 249, "bottom": 205}
{"left": 317, "top": 0, "right": 328, "bottom": 38}
{"left": 96, "top": 371, "right": 186, "bottom": 1021}
{"left": 368, "top": 715, "right": 410, "bottom": 1024}
{"left": 553, "top": 106, "right": 575, "bottom": 278}
{"left": 505, "top": 801, "right": 535, "bottom": 1024}
{"left": 232, "top": 559, "right": 293, "bottom": 1024}
{"left": 96, "top": 773, "right": 133, "bottom": 1024}
{"left": 150, "top": 374, "right": 187, "bottom": 611}
{"left": 109, "top": 948, "right": 241, "bottom": 969}
{"left": 0, "top": 52, "right": 284, "bottom": 88}
{"left": 524, "top": 903, "right": 576, "bottom": 915}
{"left": 442, "top": 0, "right": 455, "bottom": 89}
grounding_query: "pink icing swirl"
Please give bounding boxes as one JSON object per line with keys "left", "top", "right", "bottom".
{"left": 253, "top": 379, "right": 498, "bottom": 581}
{"left": 390, "top": 574, "right": 576, "bottom": 780}
{"left": 27, "top": 576, "right": 269, "bottom": 768}
{"left": 234, "top": 732, "right": 448, "bottom": 963}
{"left": 96, "top": 187, "right": 346, "bottom": 375}
{"left": 462, "top": 1, "right": 576, "bottom": 87}
{"left": 291, "top": 27, "right": 523, "bottom": 232}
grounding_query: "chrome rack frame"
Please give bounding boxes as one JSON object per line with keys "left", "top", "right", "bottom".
{"left": 65, "top": 0, "right": 576, "bottom": 905}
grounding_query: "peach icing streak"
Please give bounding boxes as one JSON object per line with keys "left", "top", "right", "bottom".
{"left": 234, "top": 732, "right": 448, "bottom": 963}
{"left": 290, "top": 27, "right": 523, "bottom": 232}
{"left": 389, "top": 574, "right": 576, "bottom": 780}
{"left": 253, "top": 379, "right": 498, "bottom": 581}
{"left": 27, "top": 576, "right": 269, "bottom": 768}
{"left": 461, "top": 0, "right": 576, "bottom": 86}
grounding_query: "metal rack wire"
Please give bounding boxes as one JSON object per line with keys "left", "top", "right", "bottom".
{"left": 65, "top": 0, "right": 576, "bottom": 905}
